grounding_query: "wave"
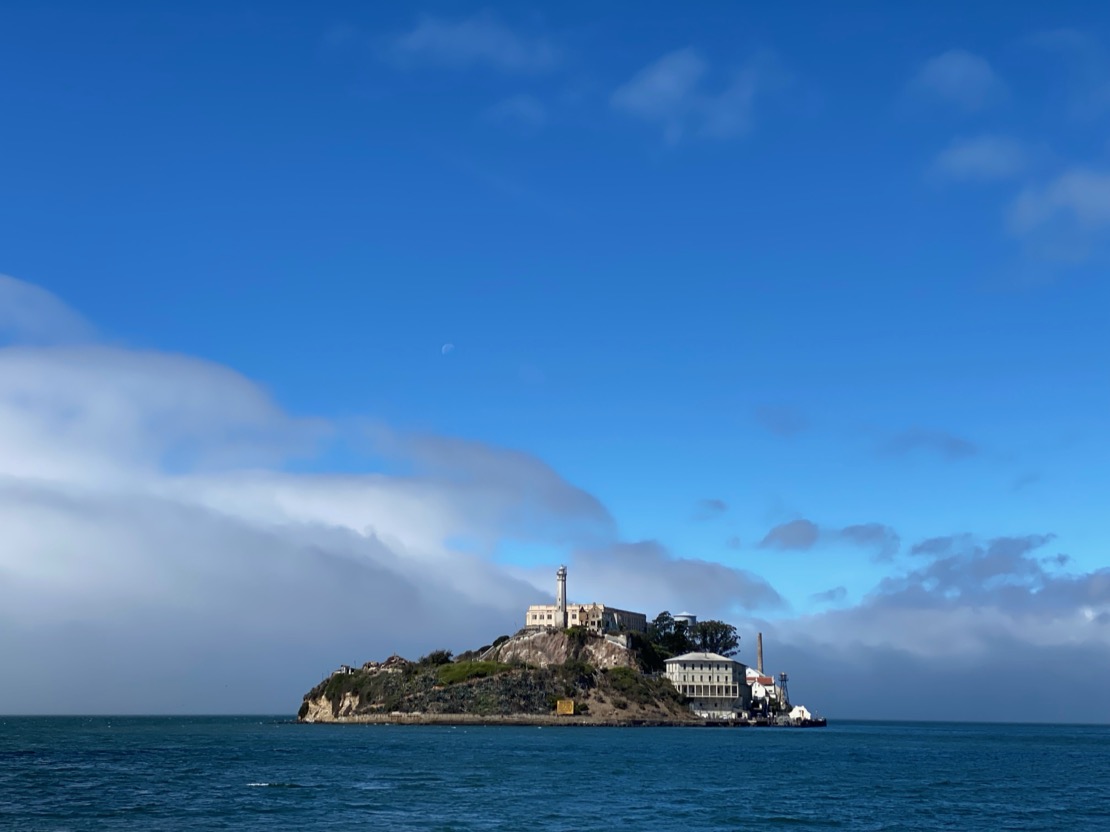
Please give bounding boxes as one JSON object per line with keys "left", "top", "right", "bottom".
{"left": 246, "top": 782, "right": 302, "bottom": 788}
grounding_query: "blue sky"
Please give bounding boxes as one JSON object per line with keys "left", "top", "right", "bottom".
{"left": 1, "top": 1, "right": 1109, "bottom": 718}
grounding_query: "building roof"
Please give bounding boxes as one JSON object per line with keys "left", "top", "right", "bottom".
{"left": 744, "top": 667, "right": 775, "bottom": 684}
{"left": 665, "top": 651, "right": 741, "bottom": 664}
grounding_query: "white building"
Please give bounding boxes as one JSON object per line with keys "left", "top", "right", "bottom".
{"left": 524, "top": 566, "right": 647, "bottom": 634}
{"left": 746, "top": 665, "right": 776, "bottom": 700}
{"left": 664, "top": 651, "right": 752, "bottom": 719}
{"left": 789, "top": 705, "right": 813, "bottom": 722}
{"left": 673, "top": 612, "right": 697, "bottom": 628}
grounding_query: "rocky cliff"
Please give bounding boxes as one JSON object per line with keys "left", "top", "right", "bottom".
{"left": 298, "top": 629, "right": 694, "bottom": 724}
{"left": 481, "top": 628, "right": 635, "bottom": 669}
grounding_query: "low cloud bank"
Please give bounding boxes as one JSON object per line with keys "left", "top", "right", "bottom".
{"left": 0, "top": 275, "right": 779, "bottom": 713}
{"left": 2, "top": 275, "right": 1106, "bottom": 720}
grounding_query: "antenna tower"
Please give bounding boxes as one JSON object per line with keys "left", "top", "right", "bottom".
{"left": 778, "top": 672, "right": 790, "bottom": 707}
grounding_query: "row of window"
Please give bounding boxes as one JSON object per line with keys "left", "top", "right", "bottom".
{"left": 678, "top": 684, "right": 740, "bottom": 698}
{"left": 529, "top": 612, "right": 595, "bottom": 621}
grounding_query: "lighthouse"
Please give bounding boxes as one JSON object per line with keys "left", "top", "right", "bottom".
{"left": 555, "top": 565, "right": 568, "bottom": 628}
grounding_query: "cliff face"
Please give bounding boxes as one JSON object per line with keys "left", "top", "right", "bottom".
{"left": 298, "top": 629, "right": 694, "bottom": 724}
{"left": 482, "top": 629, "right": 635, "bottom": 669}
{"left": 300, "top": 691, "right": 359, "bottom": 722}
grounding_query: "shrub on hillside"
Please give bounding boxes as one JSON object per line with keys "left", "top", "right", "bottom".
{"left": 601, "top": 665, "right": 675, "bottom": 707}
{"left": 437, "top": 661, "right": 513, "bottom": 686}
{"left": 419, "top": 649, "right": 454, "bottom": 666}
{"left": 564, "top": 625, "right": 593, "bottom": 649}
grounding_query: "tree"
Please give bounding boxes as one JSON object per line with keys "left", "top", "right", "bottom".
{"left": 419, "top": 649, "right": 454, "bottom": 666}
{"left": 648, "top": 611, "right": 695, "bottom": 657}
{"left": 628, "top": 631, "right": 667, "bottom": 673}
{"left": 648, "top": 611, "right": 675, "bottom": 642}
{"left": 693, "top": 621, "right": 739, "bottom": 657}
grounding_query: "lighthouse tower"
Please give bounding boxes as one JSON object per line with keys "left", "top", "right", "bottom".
{"left": 556, "top": 565, "right": 568, "bottom": 628}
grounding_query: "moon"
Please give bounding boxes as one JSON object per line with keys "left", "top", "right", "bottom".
{"left": 441, "top": 343, "right": 455, "bottom": 355}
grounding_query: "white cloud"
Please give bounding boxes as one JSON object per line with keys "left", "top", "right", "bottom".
{"left": 909, "top": 49, "right": 1005, "bottom": 112}
{"left": 0, "top": 276, "right": 776, "bottom": 713}
{"left": 388, "top": 13, "right": 557, "bottom": 73}
{"left": 611, "top": 48, "right": 784, "bottom": 143}
{"left": 756, "top": 534, "right": 1110, "bottom": 721}
{"left": 774, "top": 535, "right": 1110, "bottom": 660}
{"left": 612, "top": 48, "right": 706, "bottom": 140}
{"left": 563, "top": 540, "right": 783, "bottom": 617}
{"left": 1009, "top": 168, "right": 1110, "bottom": 234}
{"left": 932, "top": 135, "right": 1028, "bottom": 182}
{"left": 0, "top": 274, "right": 97, "bottom": 344}
{"left": 0, "top": 344, "right": 322, "bottom": 484}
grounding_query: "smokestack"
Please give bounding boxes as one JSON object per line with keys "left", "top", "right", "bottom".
{"left": 757, "top": 632, "right": 764, "bottom": 675}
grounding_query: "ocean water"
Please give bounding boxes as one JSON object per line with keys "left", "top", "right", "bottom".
{"left": 1, "top": 717, "right": 1108, "bottom": 831}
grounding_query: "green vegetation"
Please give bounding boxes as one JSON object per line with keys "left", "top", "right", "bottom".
{"left": 599, "top": 665, "right": 685, "bottom": 710}
{"left": 648, "top": 611, "right": 691, "bottom": 655}
{"left": 322, "top": 671, "right": 359, "bottom": 700}
{"left": 419, "top": 649, "right": 454, "bottom": 666}
{"left": 692, "top": 620, "right": 740, "bottom": 656}
{"left": 628, "top": 631, "right": 667, "bottom": 673}
{"left": 552, "top": 658, "right": 595, "bottom": 696}
{"left": 301, "top": 629, "right": 697, "bottom": 721}
{"left": 437, "top": 660, "right": 513, "bottom": 685}
{"left": 647, "top": 611, "right": 740, "bottom": 658}
{"left": 564, "top": 625, "right": 592, "bottom": 649}
{"left": 605, "top": 665, "right": 642, "bottom": 693}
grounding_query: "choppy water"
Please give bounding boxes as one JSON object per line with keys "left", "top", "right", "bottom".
{"left": 1, "top": 717, "right": 1108, "bottom": 830}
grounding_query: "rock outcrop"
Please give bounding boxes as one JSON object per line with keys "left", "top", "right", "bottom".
{"left": 482, "top": 629, "right": 635, "bottom": 669}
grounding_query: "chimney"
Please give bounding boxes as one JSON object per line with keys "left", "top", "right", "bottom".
{"left": 757, "top": 632, "right": 764, "bottom": 675}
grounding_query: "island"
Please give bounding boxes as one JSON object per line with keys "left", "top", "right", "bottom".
{"left": 298, "top": 567, "right": 825, "bottom": 728}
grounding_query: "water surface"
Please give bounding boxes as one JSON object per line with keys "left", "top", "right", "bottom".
{"left": 1, "top": 717, "right": 1107, "bottom": 830}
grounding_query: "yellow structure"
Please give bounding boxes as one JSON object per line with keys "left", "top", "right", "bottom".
{"left": 556, "top": 698, "right": 575, "bottom": 716}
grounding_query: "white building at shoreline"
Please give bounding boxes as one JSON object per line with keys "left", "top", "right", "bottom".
{"left": 664, "top": 651, "right": 752, "bottom": 719}
{"left": 524, "top": 566, "right": 647, "bottom": 634}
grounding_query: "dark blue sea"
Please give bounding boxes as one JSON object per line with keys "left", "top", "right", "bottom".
{"left": 1, "top": 717, "right": 1108, "bottom": 831}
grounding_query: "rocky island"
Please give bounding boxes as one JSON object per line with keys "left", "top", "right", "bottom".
{"left": 298, "top": 567, "right": 824, "bottom": 727}
{"left": 299, "top": 628, "right": 697, "bottom": 726}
